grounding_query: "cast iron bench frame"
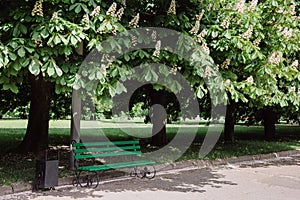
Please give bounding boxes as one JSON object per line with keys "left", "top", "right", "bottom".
{"left": 71, "top": 140, "right": 156, "bottom": 188}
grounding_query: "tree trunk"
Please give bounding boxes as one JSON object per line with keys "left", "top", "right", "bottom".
{"left": 263, "top": 107, "right": 277, "bottom": 141}
{"left": 150, "top": 90, "right": 167, "bottom": 147}
{"left": 17, "top": 74, "right": 51, "bottom": 154}
{"left": 224, "top": 99, "right": 236, "bottom": 144}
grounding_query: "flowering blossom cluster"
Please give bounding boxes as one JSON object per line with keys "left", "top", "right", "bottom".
{"left": 106, "top": 2, "right": 117, "bottom": 17}
{"left": 32, "top": 0, "right": 43, "bottom": 17}
{"left": 289, "top": 86, "right": 296, "bottom": 93}
{"left": 220, "top": 16, "right": 230, "bottom": 29}
{"left": 189, "top": 10, "right": 205, "bottom": 35}
{"left": 51, "top": 12, "right": 59, "bottom": 20}
{"left": 246, "top": 76, "right": 254, "bottom": 84}
{"left": 241, "top": 26, "right": 253, "bottom": 40}
{"left": 131, "top": 35, "right": 137, "bottom": 46}
{"left": 221, "top": 58, "right": 231, "bottom": 69}
{"left": 268, "top": 51, "right": 283, "bottom": 65}
{"left": 151, "top": 31, "right": 157, "bottom": 41}
{"left": 291, "top": 60, "right": 298, "bottom": 68}
{"left": 129, "top": 13, "right": 140, "bottom": 28}
{"left": 153, "top": 40, "right": 161, "bottom": 57}
{"left": 168, "top": 0, "right": 176, "bottom": 15}
{"left": 278, "top": 4, "right": 296, "bottom": 16}
{"left": 201, "top": 43, "right": 210, "bottom": 55}
{"left": 82, "top": 14, "right": 90, "bottom": 24}
{"left": 204, "top": 66, "right": 212, "bottom": 78}
{"left": 278, "top": 26, "right": 293, "bottom": 39}
{"left": 116, "top": 7, "right": 124, "bottom": 20}
{"left": 253, "top": 38, "right": 261, "bottom": 47}
{"left": 248, "top": 0, "right": 258, "bottom": 12}
{"left": 91, "top": 6, "right": 101, "bottom": 17}
{"left": 196, "top": 29, "right": 207, "bottom": 42}
{"left": 170, "top": 66, "right": 178, "bottom": 75}
{"left": 234, "top": 0, "right": 246, "bottom": 13}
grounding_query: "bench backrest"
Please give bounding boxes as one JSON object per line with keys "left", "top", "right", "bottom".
{"left": 72, "top": 140, "right": 142, "bottom": 160}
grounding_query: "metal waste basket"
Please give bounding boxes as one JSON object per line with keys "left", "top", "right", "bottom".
{"left": 34, "top": 150, "right": 58, "bottom": 190}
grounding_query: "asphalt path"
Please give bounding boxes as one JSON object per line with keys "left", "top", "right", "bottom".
{"left": 2, "top": 154, "right": 300, "bottom": 200}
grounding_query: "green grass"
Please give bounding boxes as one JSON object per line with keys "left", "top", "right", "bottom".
{"left": 0, "top": 120, "right": 300, "bottom": 185}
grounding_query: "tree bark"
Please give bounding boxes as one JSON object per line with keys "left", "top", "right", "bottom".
{"left": 150, "top": 89, "right": 167, "bottom": 147}
{"left": 263, "top": 107, "right": 277, "bottom": 141}
{"left": 17, "top": 74, "right": 51, "bottom": 154}
{"left": 224, "top": 99, "right": 236, "bottom": 144}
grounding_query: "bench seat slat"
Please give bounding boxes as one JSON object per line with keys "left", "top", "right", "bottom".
{"left": 74, "top": 145, "right": 141, "bottom": 153}
{"left": 74, "top": 150, "right": 142, "bottom": 159}
{"left": 73, "top": 140, "right": 140, "bottom": 147}
{"left": 77, "top": 160, "right": 156, "bottom": 171}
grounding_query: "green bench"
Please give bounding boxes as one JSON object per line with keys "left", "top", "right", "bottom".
{"left": 71, "top": 140, "right": 156, "bottom": 188}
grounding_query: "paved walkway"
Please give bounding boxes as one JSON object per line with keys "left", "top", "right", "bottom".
{"left": 2, "top": 154, "right": 300, "bottom": 200}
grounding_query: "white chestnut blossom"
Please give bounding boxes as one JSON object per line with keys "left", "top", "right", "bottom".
{"left": 116, "top": 7, "right": 124, "bottom": 20}
{"left": 201, "top": 43, "right": 210, "bottom": 55}
{"left": 221, "top": 58, "right": 231, "bottom": 69}
{"left": 32, "top": 0, "right": 43, "bottom": 17}
{"left": 153, "top": 40, "right": 161, "bottom": 57}
{"left": 291, "top": 60, "right": 298, "bottom": 68}
{"left": 91, "top": 6, "right": 101, "bottom": 17}
{"left": 248, "top": 0, "right": 258, "bottom": 12}
{"left": 189, "top": 10, "right": 205, "bottom": 35}
{"left": 234, "top": 0, "right": 246, "bottom": 13}
{"left": 220, "top": 16, "right": 230, "bottom": 29}
{"left": 268, "top": 51, "right": 283, "bottom": 65}
{"left": 106, "top": 2, "right": 117, "bottom": 17}
{"left": 129, "top": 13, "right": 140, "bottom": 28}
{"left": 253, "top": 38, "right": 261, "bottom": 47}
{"left": 168, "top": 0, "right": 176, "bottom": 15}
{"left": 246, "top": 76, "right": 254, "bottom": 84}
{"left": 241, "top": 26, "right": 253, "bottom": 40}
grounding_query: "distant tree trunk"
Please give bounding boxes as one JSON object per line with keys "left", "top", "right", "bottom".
{"left": 224, "top": 99, "right": 236, "bottom": 144}
{"left": 263, "top": 107, "right": 277, "bottom": 141}
{"left": 150, "top": 89, "right": 167, "bottom": 147}
{"left": 17, "top": 74, "right": 51, "bottom": 154}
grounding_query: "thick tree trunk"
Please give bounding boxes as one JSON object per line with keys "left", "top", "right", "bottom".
{"left": 150, "top": 90, "right": 167, "bottom": 147}
{"left": 263, "top": 107, "right": 277, "bottom": 141}
{"left": 224, "top": 99, "right": 236, "bottom": 144}
{"left": 17, "top": 74, "right": 51, "bottom": 154}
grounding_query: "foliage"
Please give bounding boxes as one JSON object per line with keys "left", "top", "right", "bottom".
{"left": 0, "top": 0, "right": 299, "bottom": 121}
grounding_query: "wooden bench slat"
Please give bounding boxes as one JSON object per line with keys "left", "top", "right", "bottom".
{"left": 74, "top": 150, "right": 142, "bottom": 160}
{"left": 72, "top": 140, "right": 140, "bottom": 147}
{"left": 73, "top": 145, "right": 141, "bottom": 153}
{"left": 77, "top": 160, "right": 156, "bottom": 171}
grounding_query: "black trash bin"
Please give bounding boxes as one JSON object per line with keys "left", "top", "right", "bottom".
{"left": 34, "top": 150, "right": 59, "bottom": 190}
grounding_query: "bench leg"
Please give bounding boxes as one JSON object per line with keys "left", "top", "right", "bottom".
{"left": 72, "top": 171, "right": 80, "bottom": 187}
{"left": 130, "top": 166, "right": 156, "bottom": 179}
{"left": 87, "top": 171, "right": 99, "bottom": 189}
{"left": 144, "top": 166, "right": 156, "bottom": 179}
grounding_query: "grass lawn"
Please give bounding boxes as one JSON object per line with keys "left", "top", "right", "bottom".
{"left": 0, "top": 119, "right": 299, "bottom": 185}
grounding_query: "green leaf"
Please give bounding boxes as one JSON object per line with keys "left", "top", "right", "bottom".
{"left": 19, "top": 24, "right": 27, "bottom": 35}
{"left": 211, "top": 31, "right": 218, "bottom": 38}
{"left": 29, "top": 60, "right": 40, "bottom": 76}
{"left": 53, "top": 35, "right": 62, "bottom": 45}
{"left": 9, "top": 52, "right": 17, "bottom": 61}
{"left": 41, "top": 28, "right": 49, "bottom": 38}
{"left": 124, "top": 54, "right": 130, "bottom": 62}
{"left": 70, "top": 35, "right": 77, "bottom": 46}
{"left": 197, "top": 87, "right": 204, "bottom": 98}
{"left": 3, "top": 83, "right": 18, "bottom": 93}
{"left": 47, "top": 66, "right": 55, "bottom": 76}
{"left": 13, "top": 24, "right": 20, "bottom": 37}
{"left": 55, "top": 66, "right": 63, "bottom": 77}
{"left": 75, "top": 4, "right": 82, "bottom": 13}
{"left": 17, "top": 47, "right": 26, "bottom": 57}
